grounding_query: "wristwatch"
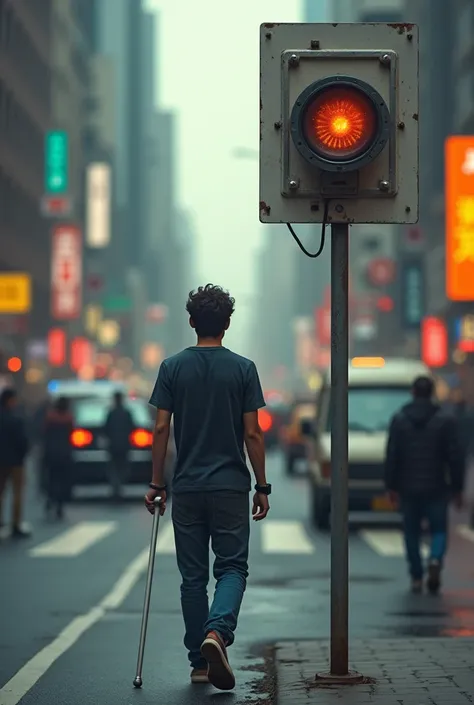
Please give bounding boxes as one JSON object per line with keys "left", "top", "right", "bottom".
{"left": 149, "top": 482, "right": 167, "bottom": 491}
{"left": 255, "top": 483, "right": 272, "bottom": 495}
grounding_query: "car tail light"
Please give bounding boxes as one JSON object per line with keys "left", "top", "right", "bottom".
{"left": 71, "top": 429, "right": 93, "bottom": 448}
{"left": 258, "top": 409, "right": 273, "bottom": 433}
{"left": 321, "top": 462, "right": 331, "bottom": 478}
{"left": 130, "top": 429, "right": 153, "bottom": 448}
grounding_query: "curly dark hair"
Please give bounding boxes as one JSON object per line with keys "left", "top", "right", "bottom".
{"left": 186, "top": 284, "right": 235, "bottom": 338}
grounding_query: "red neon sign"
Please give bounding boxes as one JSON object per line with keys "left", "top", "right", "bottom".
{"left": 70, "top": 337, "right": 92, "bottom": 372}
{"left": 421, "top": 317, "right": 448, "bottom": 368}
{"left": 48, "top": 328, "right": 66, "bottom": 367}
{"left": 316, "top": 306, "right": 331, "bottom": 347}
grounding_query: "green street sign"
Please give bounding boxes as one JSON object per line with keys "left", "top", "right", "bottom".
{"left": 102, "top": 295, "right": 132, "bottom": 312}
{"left": 45, "top": 131, "right": 68, "bottom": 193}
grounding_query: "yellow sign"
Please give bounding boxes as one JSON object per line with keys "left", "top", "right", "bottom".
{"left": 0, "top": 273, "right": 31, "bottom": 313}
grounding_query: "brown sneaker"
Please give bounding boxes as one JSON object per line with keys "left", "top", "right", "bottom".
{"left": 190, "top": 667, "right": 209, "bottom": 684}
{"left": 200, "top": 630, "right": 235, "bottom": 691}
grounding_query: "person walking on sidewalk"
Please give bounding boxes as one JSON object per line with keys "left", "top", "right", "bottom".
{"left": 43, "top": 396, "right": 74, "bottom": 519}
{"left": 145, "top": 284, "right": 270, "bottom": 691}
{"left": 104, "top": 391, "right": 134, "bottom": 500}
{"left": 0, "top": 388, "right": 30, "bottom": 538}
{"left": 384, "top": 375, "right": 464, "bottom": 594}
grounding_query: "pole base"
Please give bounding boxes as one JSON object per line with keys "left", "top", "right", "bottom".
{"left": 315, "top": 670, "right": 364, "bottom": 685}
{"left": 133, "top": 677, "right": 143, "bottom": 688}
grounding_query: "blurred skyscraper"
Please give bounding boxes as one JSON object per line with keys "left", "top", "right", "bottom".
{"left": 0, "top": 0, "right": 52, "bottom": 384}
{"left": 406, "top": 0, "right": 474, "bottom": 390}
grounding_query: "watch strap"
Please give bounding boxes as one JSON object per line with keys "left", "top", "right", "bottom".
{"left": 149, "top": 482, "right": 167, "bottom": 491}
{"left": 255, "top": 483, "right": 272, "bottom": 495}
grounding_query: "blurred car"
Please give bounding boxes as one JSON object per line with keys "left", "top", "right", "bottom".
{"left": 259, "top": 397, "right": 291, "bottom": 450}
{"left": 47, "top": 379, "right": 128, "bottom": 403}
{"left": 69, "top": 396, "right": 175, "bottom": 493}
{"left": 280, "top": 400, "right": 316, "bottom": 475}
{"left": 303, "top": 358, "right": 432, "bottom": 529}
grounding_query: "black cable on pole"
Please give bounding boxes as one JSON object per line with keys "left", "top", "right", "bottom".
{"left": 286, "top": 199, "right": 331, "bottom": 258}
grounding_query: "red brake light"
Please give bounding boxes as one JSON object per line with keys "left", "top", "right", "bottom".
{"left": 71, "top": 429, "right": 93, "bottom": 448}
{"left": 258, "top": 409, "right": 273, "bottom": 433}
{"left": 130, "top": 429, "right": 153, "bottom": 447}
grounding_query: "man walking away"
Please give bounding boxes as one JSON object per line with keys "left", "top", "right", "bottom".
{"left": 43, "top": 396, "right": 74, "bottom": 519}
{"left": 145, "top": 284, "right": 270, "bottom": 691}
{"left": 104, "top": 391, "right": 134, "bottom": 500}
{"left": 385, "top": 375, "right": 464, "bottom": 594}
{"left": 0, "top": 388, "right": 30, "bottom": 537}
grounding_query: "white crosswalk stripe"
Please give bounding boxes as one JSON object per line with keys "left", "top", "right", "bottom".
{"left": 29, "top": 521, "right": 117, "bottom": 557}
{"left": 261, "top": 520, "right": 315, "bottom": 554}
{"left": 456, "top": 524, "right": 474, "bottom": 543}
{"left": 359, "top": 529, "right": 429, "bottom": 557}
{"left": 26, "top": 520, "right": 432, "bottom": 559}
{"left": 155, "top": 521, "right": 176, "bottom": 554}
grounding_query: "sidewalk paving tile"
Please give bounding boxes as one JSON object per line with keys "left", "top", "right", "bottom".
{"left": 275, "top": 637, "right": 474, "bottom": 705}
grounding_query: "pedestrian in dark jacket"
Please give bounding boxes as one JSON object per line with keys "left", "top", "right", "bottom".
{"left": 385, "top": 375, "right": 464, "bottom": 594}
{"left": 43, "top": 396, "right": 74, "bottom": 519}
{"left": 0, "top": 388, "right": 30, "bottom": 537}
{"left": 104, "top": 391, "right": 134, "bottom": 499}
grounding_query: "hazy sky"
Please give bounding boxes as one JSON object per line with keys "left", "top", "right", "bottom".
{"left": 144, "top": 0, "right": 328, "bottom": 351}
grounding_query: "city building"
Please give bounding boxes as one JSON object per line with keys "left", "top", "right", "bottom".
{"left": 406, "top": 0, "right": 474, "bottom": 392}
{"left": 0, "top": 1, "right": 52, "bottom": 350}
{"left": 252, "top": 226, "right": 298, "bottom": 392}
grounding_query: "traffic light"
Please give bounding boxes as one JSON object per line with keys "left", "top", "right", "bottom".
{"left": 259, "top": 23, "right": 419, "bottom": 225}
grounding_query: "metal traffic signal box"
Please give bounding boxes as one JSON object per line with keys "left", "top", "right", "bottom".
{"left": 259, "top": 23, "right": 419, "bottom": 225}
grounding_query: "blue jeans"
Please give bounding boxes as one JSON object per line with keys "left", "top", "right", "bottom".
{"left": 171, "top": 491, "right": 250, "bottom": 669}
{"left": 401, "top": 494, "right": 448, "bottom": 580}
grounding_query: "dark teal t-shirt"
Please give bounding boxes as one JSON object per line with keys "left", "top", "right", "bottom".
{"left": 149, "top": 346, "right": 265, "bottom": 494}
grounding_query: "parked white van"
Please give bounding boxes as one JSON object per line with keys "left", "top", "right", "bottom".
{"left": 303, "top": 357, "right": 432, "bottom": 529}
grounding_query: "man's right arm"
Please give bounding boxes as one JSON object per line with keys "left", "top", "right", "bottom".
{"left": 242, "top": 362, "right": 267, "bottom": 486}
{"left": 243, "top": 411, "right": 267, "bottom": 486}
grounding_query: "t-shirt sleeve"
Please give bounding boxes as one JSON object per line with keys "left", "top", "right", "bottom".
{"left": 243, "top": 362, "right": 266, "bottom": 413}
{"left": 149, "top": 362, "right": 173, "bottom": 411}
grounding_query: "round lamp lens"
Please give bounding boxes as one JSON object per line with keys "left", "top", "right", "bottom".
{"left": 303, "top": 86, "right": 378, "bottom": 161}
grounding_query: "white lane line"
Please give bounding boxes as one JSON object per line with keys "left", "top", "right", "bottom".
{"left": 456, "top": 524, "right": 474, "bottom": 542}
{"left": 156, "top": 521, "right": 175, "bottom": 554}
{"left": 360, "top": 529, "right": 429, "bottom": 558}
{"left": 29, "top": 521, "right": 117, "bottom": 557}
{"left": 0, "top": 521, "right": 169, "bottom": 705}
{"left": 261, "top": 520, "right": 315, "bottom": 554}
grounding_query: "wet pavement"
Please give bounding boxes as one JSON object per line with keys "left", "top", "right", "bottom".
{"left": 1, "top": 452, "right": 474, "bottom": 704}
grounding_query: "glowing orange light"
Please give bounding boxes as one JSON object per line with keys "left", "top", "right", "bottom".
{"left": 7, "top": 357, "right": 22, "bottom": 373}
{"left": 304, "top": 87, "right": 376, "bottom": 159}
{"left": 130, "top": 429, "right": 153, "bottom": 448}
{"left": 351, "top": 357, "right": 385, "bottom": 368}
{"left": 258, "top": 409, "right": 273, "bottom": 433}
{"left": 71, "top": 429, "right": 93, "bottom": 447}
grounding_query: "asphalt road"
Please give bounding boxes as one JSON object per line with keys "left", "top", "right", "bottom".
{"left": 1, "top": 452, "right": 474, "bottom": 705}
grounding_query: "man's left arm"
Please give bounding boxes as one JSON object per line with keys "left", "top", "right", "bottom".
{"left": 146, "top": 362, "right": 173, "bottom": 514}
{"left": 151, "top": 409, "right": 172, "bottom": 488}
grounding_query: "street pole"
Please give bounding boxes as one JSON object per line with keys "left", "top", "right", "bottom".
{"left": 316, "top": 222, "right": 361, "bottom": 685}
{"left": 330, "top": 222, "right": 349, "bottom": 676}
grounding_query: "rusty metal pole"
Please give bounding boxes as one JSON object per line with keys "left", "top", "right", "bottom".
{"left": 316, "top": 223, "right": 362, "bottom": 685}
